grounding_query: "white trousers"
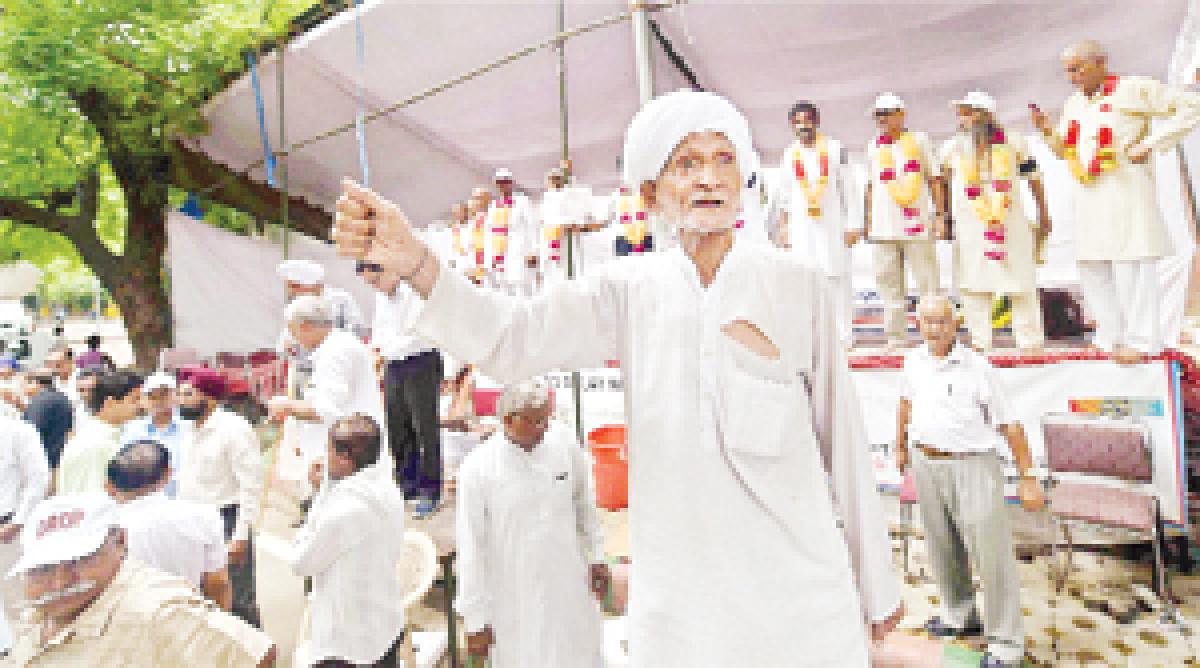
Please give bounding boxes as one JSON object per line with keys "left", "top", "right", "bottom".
{"left": 827, "top": 274, "right": 854, "bottom": 344}
{"left": 960, "top": 291, "right": 1045, "bottom": 351}
{"left": 1076, "top": 259, "right": 1162, "bottom": 354}
{"left": 910, "top": 449, "right": 1024, "bottom": 662}
{"left": 0, "top": 539, "right": 20, "bottom": 654}
{"left": 872, "top": 241, "right": 939, "bottom": 343}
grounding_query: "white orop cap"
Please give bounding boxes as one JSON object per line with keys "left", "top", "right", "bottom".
{"left": 9, "top": 494, "right": 118, "bottom": 577}
{"left": 493, "top": 168, "right": 514, "bottom": 181}
{"left": 142, "top": 372, "right": 177, "bottom": 393}
{"left": 872, "top": 92, "right": 906, "bottom": 113}
{"left": 951, "top": 90, "right": 997, "bottom": 113}
{"left": 276, "top": 259, "right": 325, "bottom": 286}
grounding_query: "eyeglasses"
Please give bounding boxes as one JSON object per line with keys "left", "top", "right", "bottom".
{"left": 355, "top": 261, "right": 384, "bottom": 275}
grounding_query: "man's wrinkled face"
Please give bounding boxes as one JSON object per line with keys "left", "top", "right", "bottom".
{"left": 502, "top": 403, "right": 552, "bottom": 450}
{"left": 285, "top": 282, "right": 323, "bottom": 303}
{"left": 874, "top": 109, "right": 905, "bottom": 136}
{"left": 1063, "top": 55, "right": 1105, "bottom": 90}
{"left": 289, "top": 320, "right": 331, "bottom": 351}
{"left": 651, "top": 131, "right": 742, "bottom": 232}
{"left": 917, "top": 302, "right": 959, "bottom": 352}
{"left": 142, "top": 387, "right": 176, "bottom": 421}
{"left": 24, "top": 532, "right": 125, "bottom": 624}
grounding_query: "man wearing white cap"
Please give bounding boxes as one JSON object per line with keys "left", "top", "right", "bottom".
{"left": 333, "top": 89, "right": 902, "bottom": 666}
{"left": 4, "top": 494, "right": 275, "bottom": 666}
{"left": 941, "top": 91, "right": 1050, "bottom": 352}
{"left": 275, "top": 258, "right": 366, "bottom": 356}
{"left": 482, "top": 169, "right": 537, "bottom": 295}
{"left": 120, "top": 372, "right": 189, "bottom": 497}
{"left": 776, "top": 100, "right": 856, "bottom": 343}
{"left": 1031, "top": 40, "right": 1200, "bottom": 363}
{"left": 862, "top": 93, "right": 945, "bottom": 350}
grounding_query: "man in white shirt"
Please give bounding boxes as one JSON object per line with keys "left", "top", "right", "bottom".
{"left": 777, "top": 100, "right": 857, "bottom": 344}
{"left": 941, "top": 92, "right": 1051, "bottom": 352}
{"left": 120, "top": 372, "right": 189, "bottom": 497}
{"left": 57, "top": 371, "right": 142, "bottom": 496}
{"left": 287, "top": 413, "right": 406, "bottom": 667}
{"left": 457, "top": 379, "right": 606, "bottom": 668}
{"left": 356, "top": 261, "right": 443, "bottom": 517}
{"left": 895, "top": 295, "right": 1045, "bottom": 667}
{"left": 0, "top": 414, "right": 50, "bottom": 634}
{"left": 176, "top": 369, "right": 264, "bottom": 627}
{"left": 483, "top": 169, "right": 538, "bottom": 295}
{"left": 333, "top": 89, "right": 903, "bottom": 666}
{"left": 1032, "top": 40, "right": 1200, "bottom": 363}
{"left": 862, "top": 93, "right": 946, "bottom": 350}
{"left": 104, "top": 439, "right": 231, "bottom": 609}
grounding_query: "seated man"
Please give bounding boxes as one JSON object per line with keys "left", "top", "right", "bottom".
{"left": 105, "top": 440, "right": 231, "bottom": 610}
{"left": 287, "top": 414, "right": 406, "bottom": 668}
{"left": 456, "top": 379, "right": 607, "bottom": 668}
{"left": 3, "top": 495, "right": 276, "bottom": 667}
{"left": 895, "top": 295, "right": 1045, "bottom": 667}
{"left": 57, "top": 371, "right": 143, "bottom": 495}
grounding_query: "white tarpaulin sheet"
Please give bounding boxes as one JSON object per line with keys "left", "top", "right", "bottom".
{"left": 166, "top": 211, "right": 376, "bottom": 357}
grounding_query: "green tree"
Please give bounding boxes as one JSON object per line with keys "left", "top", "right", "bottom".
{"left": 0, "top": 1, "right": 334, "bottom": 368}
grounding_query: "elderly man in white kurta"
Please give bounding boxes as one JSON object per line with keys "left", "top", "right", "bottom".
{"left": 482, "top": 169, "right": 537, "bottom": 295}
{"left": 777, "top": 101, "right": 857, "bottom": 344}
{"left": 1032, "top": 40, "right": 1200, "bottom": 363}
{"left": 941, "top": 91, "right": 1051, "bottom": 352}
{"left": 456, "top": 380, "right": 606, "bottom": 668}
{"left": 333, "top": 89, "right": 902, "bottom": 667}
{"left": 861, "top": 93, "right": 946, "bottom": 350}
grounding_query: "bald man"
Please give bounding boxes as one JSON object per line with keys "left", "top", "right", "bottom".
{"left": 895, "top": 296, "right": 1044, "bottom": 667}
{"left": 1032, "top": 40, "right": 1200, "bottom": 363}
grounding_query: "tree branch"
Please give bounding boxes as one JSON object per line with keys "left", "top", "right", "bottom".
{"left": 168, "top": 139, "right": 331, "bottom": 239}
{"left": 0, "top": 197, "right": 73, "bottom": 235}
{"left": 0, "top": 174, "right": 116, "bottom": 273}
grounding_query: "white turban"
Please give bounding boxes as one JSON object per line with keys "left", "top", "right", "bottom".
{"left": 276, "top": 259, "right": 324, "bottom": 286}
{"left": 621, "top": 89, "right": 759, "bottom": 188}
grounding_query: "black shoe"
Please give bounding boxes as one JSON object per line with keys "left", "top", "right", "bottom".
{"left": 924, "top": 615, "right": 983, "bottom": 638}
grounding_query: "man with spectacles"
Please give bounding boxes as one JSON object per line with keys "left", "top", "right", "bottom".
{"left": 4, "top": 495, "right": 275, "bottom": 666}
{"left": 455, "top": 379, "right": 607, "bottom": 668}
{"left": 355, "top": 258, "right": 444, "bottom": 518}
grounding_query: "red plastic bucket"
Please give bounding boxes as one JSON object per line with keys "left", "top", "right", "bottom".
{"left": 588, "top": 424, "right": 628, "bottom": 510}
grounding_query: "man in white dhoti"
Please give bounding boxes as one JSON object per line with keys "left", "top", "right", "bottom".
{"left": 456, "top": 379, "right": 606, "bottom": 668}
{"left": 895, "top": 296, "right": 1045, "bottom": 667}
{"left": 486, "top": 168, "right": 538, "bottom": 295}
{"left": 333, "top": 89, "right": 903, "bottom": 666}
{"left": 1032, "top": 40, "right": 1200, "bottom": 363}
{"left": 862, "top": 93, "right": 946, "bottom": 350}
{"left": 941, "top": 92, "right": 1051, "bottom": 352}
{"left": 777, "top": 101, "right": 857, "bottom": 344}
{"left": 464, "top": 186, "right": 494, "bottom": 286}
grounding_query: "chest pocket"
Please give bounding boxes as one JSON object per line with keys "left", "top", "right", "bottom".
{"left": 718, "top": 331, "right": 805, "bottom": 459}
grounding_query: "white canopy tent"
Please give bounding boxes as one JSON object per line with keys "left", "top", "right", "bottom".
{"left": 176, "top": 0, "right": 1200, "bottom": 352}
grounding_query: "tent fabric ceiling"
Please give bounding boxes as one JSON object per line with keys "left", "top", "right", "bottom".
{"left": 194, "top": 0, "right": 1190, "bottom": 226}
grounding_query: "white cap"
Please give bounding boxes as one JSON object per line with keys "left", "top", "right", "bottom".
{"left": 9, "top": 494, "right": 118, "bottom": 577}
{"left": 276, "top": 259, "right": 325, "bottom": 286}
{"left": 493, "top": 168, "right": 514, "bottom": 181}
{"left": 142, "top": 372, "right": 176, "bottom": 393}
{"left": 951, "top": 90, "right": 997, "bottom": 113}
{"left": 872, "top": 93, "right": 906, "bottom": 113}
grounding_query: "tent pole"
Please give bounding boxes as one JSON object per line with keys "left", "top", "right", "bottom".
{"left": 631, "top": 1, "right": 656, "bottom": 104}
{"left": 557, "top": 0, "right": 586, "bottom": 445}
{"left": 278, "top": 40, "right": 290, "bottom": 259}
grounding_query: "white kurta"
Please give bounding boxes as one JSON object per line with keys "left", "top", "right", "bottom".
{"left": 778, "top": 137, "right": 851, "bottom": 278}
{"left": 296, "top": 329, "right": 388, "bottom": 470}
{"left": 939, "top": 133, "right": 1040, "bottom": 295}
{"left": 454, "top": 424, "right": 604, "bottom": 668}
{"left": 289, "top": 463, "right": 407, "bottom": 665}
{"left": 479, "top": 194, "right": 537, "bottom": 291}
{"left": 1056, "top": 75, "right": 1200, "bottom": 261}
{"left": 864, "top": 131, "right": 941, "bottom": 240}
{"left": 411, "top": 240, "right": 900, "bottom": 667}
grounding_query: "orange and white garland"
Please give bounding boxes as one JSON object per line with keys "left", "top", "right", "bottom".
{"left": 616, "top": 187, "right": 649, "bottom": 253}
{"left": 1064, "top": 75, "right": 1120, "bottom": 185}
{"left": 957, "top": 130, "right": 1014, "bottom": 262}
{"left": 470, "top": 213, "right": 488, "bottom": 281}
{"left": 789, "top": 136, "right": 830, "bottom": 218}
{"left": 542, "top": 220, "right": 564, "bottom": 265}
{"left": 876, "top": 132, "right": 925, "bottom": 235}
{"left": 488, "top": 199, "right": 512, "bottom": 272}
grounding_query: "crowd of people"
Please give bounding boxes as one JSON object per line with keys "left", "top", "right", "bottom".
{"left": 0, "top": 38, "right": 1196, "bottom": 667}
